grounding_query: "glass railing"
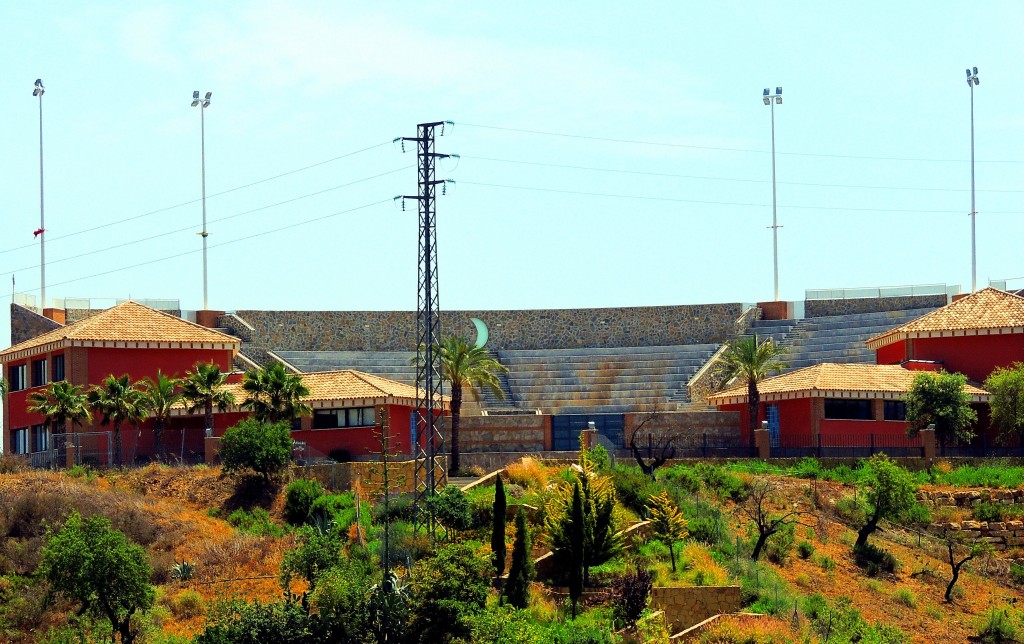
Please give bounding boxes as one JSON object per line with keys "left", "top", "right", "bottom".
{"left": 805, "top": 283, "right": 959, "bottom": 300}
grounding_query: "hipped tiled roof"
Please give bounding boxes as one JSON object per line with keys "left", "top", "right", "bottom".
{"left": 868, "top": 288, "right": 1024, "bottom": 350}
{"left": 707, "top": 363, "right": 989, "bottom": 405}
{"left": 0, "top": 301, "right": 239, "bottom": 363}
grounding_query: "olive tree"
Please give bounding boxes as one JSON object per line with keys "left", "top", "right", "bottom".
{"left": 41, "top": 512, "right": 155, "bottom": 643}
{"left": 854, "top": 454, "right": 919, "bottom": 549}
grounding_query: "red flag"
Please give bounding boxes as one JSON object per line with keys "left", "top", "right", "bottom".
{"left": 33, "top": 228, "right": 45, "bottom": 238}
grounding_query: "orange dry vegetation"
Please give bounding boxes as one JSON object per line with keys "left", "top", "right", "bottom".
{"left": 721, "top": 476, "right": 1021, "bottom": 644}
{"left": 0, "top": 465, "right": 296, "bottom": 639}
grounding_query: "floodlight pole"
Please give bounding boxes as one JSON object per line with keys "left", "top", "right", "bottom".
{"left": 763, "top": 87, "right": 782, "bottom": 302}
{"left": 192, "top": 91, "right": 212, "bottom": 310}
{"left": 34, "top": 80, "right": 46, "bottom": 309}
{"left": 967, "top": 67, "right": 980, "bottom": 292}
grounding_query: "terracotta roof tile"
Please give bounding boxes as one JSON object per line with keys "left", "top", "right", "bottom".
{"left": 708, "top": 363, "right": 988, "bottom": 404}
{"left": 0, "top": 301, "right": 239, "bottom": 362}
{"left": 868, "top": 288, "right": 1024, "bottom": 349}
{"left": 213, "top": 370, "right": 445, "bottom": 409}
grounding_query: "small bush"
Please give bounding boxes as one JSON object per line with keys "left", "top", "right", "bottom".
{"left": 835, "top": 494, "right": 867, "bottom": 525}
{"left": 0, "top": 454, "right": 27, "bottom": 474}
{"left": 687, "top": 516, "right": 722, "bottom": 545}
{"left": 373, "top": 494, "right": 415, "bottom": 524}
{"left": 764, "top": 523, "right": 795, "bottom": 565}
{"left": 1010, "top": 562, "right": 1024, "bottom": 586}
{"left": 612, "top": 465, "right": 662, "bottom": 514}
{"left": 505, "top": 457, "right": 548, "bottom": 490}
{"left": 170, "top": 589, "right": 205, "bottom": 619}
{"left": 974, "top": 502, "right": 1005, "bottom": 524}
{"left": 853, "top": 543, "right": 899, "bottom": 577}
{"left": 796, "top": 540, "right": 815, "bottom": 560}
{"left": 977, "top": 608, "right": 1019, "bottom": 643}
{"left": 284, "top": 478, "right": 324, "bottom": 526}
{"left": 815, "top": 554, "right": 836, "bottom": 572}
{"left": 219, "top": 419, "right": 293, "bottom": 480}
{"left": 610, "top": 568, "right": 652, "bottom": 628}
{"left": 802, "top": 593, "right": 828, "bottom": 620}
{"left": 893, "top": 588, "right": 917, "bottom": 608}
{"left": 227, "top": 507, "right": 285, "bottom": 537}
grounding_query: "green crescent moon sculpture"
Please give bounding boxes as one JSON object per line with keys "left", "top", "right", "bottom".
{"left": 470, "top": 317, "right": 488, "bottom": 349}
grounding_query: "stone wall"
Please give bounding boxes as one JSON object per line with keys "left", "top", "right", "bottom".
{"left": 293, "top": 457, "right": 445, "bottom": 495}
{"left": 451, "top": 414, "right": 548, "bottom": 452}
{"left": 228, "top": 303, "right": 744, "bottom": 352}
{"left": 10, "top": 304, "right": 61, "bottom": 346}
{"left": 623, "top": 411, "right": 742, "bottom": 446}
{"left": 804, "top": 294, "right": 946, "bottom": 318}
{"left": 650, "top": 586, "right": 742, "bottom": 633}
{"left": 920, "top": 489, "right": 1024, "bottom": 551}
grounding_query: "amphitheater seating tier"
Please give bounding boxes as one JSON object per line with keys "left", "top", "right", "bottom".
{"left": 745, "top": 307, "right": 939, "bottom": 373}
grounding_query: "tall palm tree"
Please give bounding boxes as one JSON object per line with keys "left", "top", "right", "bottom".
{"left": 181, "top": 362, "right": 235, "bottom": 437}
{"left": 430, "top": 336, "right": 508, "bottom": 474}
{"left": 718, "top": 335, "right": 787, "bottom": 437}
{"left": 88, "top": 374, "right": 149, "bottom": 467}
{"left": 27, "top": 380, "right": 92, "bottom": 437}
{"left": 0, "top": 378, "right": 7, "bottom": 398}
{"left": 142, "top": 371, "right": 182, "bottom": 460}
{"left": 241, "top": 362, "right": 311, "bottom": 424}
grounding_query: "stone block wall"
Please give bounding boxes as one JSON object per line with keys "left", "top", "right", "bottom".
{"left": 228, "top": 303, "right": 744, "bottom": 353}
{"left": 804, "top": 294, "right": 946, "bottom": 318}
{"left": 453, "top": 415, "right": 548, "bottom": 452}
{"left": 650, "top": 586, "right": 742, "bottom": 633}
{"left": 10, "top": 304, "right": 61, "bottom": 346}
{"left": 920, "top": 488, "right": 1024, "bottom": 551}
{"left": 623, "top": 411, "right": 742, "bottom": 448}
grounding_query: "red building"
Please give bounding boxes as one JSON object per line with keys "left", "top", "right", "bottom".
{"left": 1, "top": 302, "right": 442, "bottom": 464}
{"left": 708, "top": 363, "right": 989, "bottom": 450}
{"left": 709, "top": 288, "right": 1024, "bottom": 451}
{"left": 868, "top": 287, "right": 1024, "bottom": 381}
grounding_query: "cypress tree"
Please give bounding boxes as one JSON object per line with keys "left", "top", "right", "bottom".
{"left": 491, "top": 474, "right": 508, "bottom": 584}
{"left": 569, "top": 481, "right": 586, "bottom": 619}
{"left": 505, "top": 509, "right": 534, "bottom": 608}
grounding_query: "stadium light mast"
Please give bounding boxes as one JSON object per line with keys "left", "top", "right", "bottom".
{"left": 763, "top": 87, "right": 782, "bottom": 302}
{"left": 966, "top": 67, "right": 980, "bottom": 292}
{"left": 191, "top": 90, "right": 212, "bottom": 310}
{"left": 33, "top": 79, "right": 46, "bottom": 309}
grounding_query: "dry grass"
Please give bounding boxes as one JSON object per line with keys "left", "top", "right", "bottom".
{"left": 504, "top": 457, "right": 550, "bottom": 490}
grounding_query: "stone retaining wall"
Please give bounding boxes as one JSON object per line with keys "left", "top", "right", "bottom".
{"left": 228, "top": 303, "right": 743, "bottom": 352}
{"left": 918, "top": 488, "right": 1024, "bottom": 507}
{"left": 623, "top": 411, "right": 742, "bottom": 445}
{"left": 10, "top": 304, "right": 62, "bottom": 346}
{"left": 452, "top": 415, "right": 548, "bottom": 452}
{"left": 804, "top": 294, "right": 946, "bottom": 318}
{"left": 650, "top": 586, "right": 742, "bottom": 633}
{"left": 927, "top": 520, "right": 1024, "bottom": 551}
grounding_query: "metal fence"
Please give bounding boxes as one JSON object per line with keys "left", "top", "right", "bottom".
{"left": 28, "top": 431, "right": 113, "bottom": 469}
{"left": 770, "top": 432, "right": 925, "bottom": 459}
{"left": 938, "top": 434, "right": 1024, "bottom": 458}
{"left": 805, "top": 283, "right": 958, "bottom": 301}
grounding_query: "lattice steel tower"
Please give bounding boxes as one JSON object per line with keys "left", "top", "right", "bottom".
{"left": 401, "top": 121, "right": 450, "bottom": 536}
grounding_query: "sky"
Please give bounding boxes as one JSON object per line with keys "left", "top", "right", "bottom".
{"left": 1, "top": 1, "right": 1023, "bottom": 348}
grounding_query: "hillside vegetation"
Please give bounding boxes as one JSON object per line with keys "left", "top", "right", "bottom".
{"left": 0, "top": 453, "right": 1023, "bottom": 642}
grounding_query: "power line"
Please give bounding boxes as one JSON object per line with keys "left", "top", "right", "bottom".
{"left": 461, "top": 154, "right": 1024, "bottom": 194}
{"left": 0, "top": 140, "right": 392, "bottom": 258}
{"left": 458, "top": 180, "right": 1024, "bottom": 215}
{"left": 2, "top": 167, "right": 411, "bottom": 276}
{"left": 456, "top": 122, "right": 1023, "bottom": 164}
{"left": 2, "top": 199, "right": 391, "bottom": 302}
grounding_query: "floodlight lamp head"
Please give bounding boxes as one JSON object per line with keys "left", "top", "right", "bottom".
{"left": 973, "top": 66, "right": 978, "bottom": 75}
{"left": 191, "top": 100, "right": 199, "bottom": 107}
{"left": 763, "top": 96, "right": 770, "bottom": 105}
{"left": 204, "top": 91, "right": 212, "bottom": 100}
{"left": 193, "top": 90, "right": 200, "bottom": 100}
{"left": 32, "top": 79, "right": 44, "bottom": 97}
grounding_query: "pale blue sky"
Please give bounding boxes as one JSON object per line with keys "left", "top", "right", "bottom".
{"left": 1, "top": 2, "right": 1023, "bottom": 347}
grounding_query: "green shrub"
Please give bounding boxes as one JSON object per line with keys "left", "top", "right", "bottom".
{"left": 545, "top": 619, "right": 613, "bottom": 644}
{"left": 427, "top": 486, "right": 472, "bottom": 534}
{"left": 815, "top": 554, "right": 836, "bottom": 572}
{"left": 853, "top": 543, "right": 899, "bottom": 577}
{"left": 764, "top": 523, "right": 795, "bottom": 565}
{"left": 309, "top": 492, "right": 357, "bottom": 527}
{"left": 796, "top": 540, "right": 815, "bottom": 560}
{"left": 893, "top": 588, "right": 917, "bottom": 608}
{"left": 1010, "top": 562, "right": 1024, "bottom": 586}
{"left": 373, "top": 495, "right": 415, "bottom": 524}
{"left": 170, "top": 590, "right": 205, "bottom": 619}
{"left": 219, "top": 419, "right": 293, "bottom": 480}
{"left": 227, "top": 507, "right": 286, "bottom": 537}
{"left": 409, "top": 543, "right": 491, "bottom": 643}
{"left": 835, "top": 494, "right": 867, "bottom": 525}
{"left": 974, "top": 501, "right": 1005, "bottom": 524}
{"left": 977, "top": 608, "right": 1019, "bottom": 643}
{"left": 802, "top": 593, "right": 828, "bottom": 620}
{"left": 611, "top": 465, "right": 662, "bottom": 514}
{"left": 284, "top": 479, "right": 324, "bottom": 526}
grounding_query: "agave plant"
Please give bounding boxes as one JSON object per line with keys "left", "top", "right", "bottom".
{"left": 170, "top": 560, "right": 197, "bottom": 581}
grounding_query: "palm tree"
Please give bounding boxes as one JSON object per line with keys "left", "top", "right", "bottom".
{"left": 88, "top": 374, "right": 149, "bottom": 466}
{"left": 142, "top": 371, "right": 182, "bottom": 460}
{"left": 27, "top": 380, "right": 92, "bottom": 438}
{"left": 241, "top": 362, "right": 311, "bottom": 424}
{"left": 0, "top": 378, "right": 7, "bottom": 398}
{"left": 430, "top": 336, "right": 508, "bottom": 474}
{"left": 718, "top": 335, "right": 787, "bottom": 437}
{"left": 181, "top": 362, "right": 235, "bottom": 438}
